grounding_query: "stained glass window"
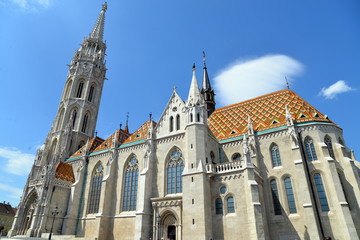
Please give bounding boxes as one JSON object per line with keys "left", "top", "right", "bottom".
{"left": 167, "top": 149, "right": 184, "bottom": 194}
{"left": 305, "top": 137, "right": 317, "bottom": 161}
{"left": 284, "top": 177, "right": 297, "bottom": 213}
{"left": 270, "top": 144, "right": 281, "bottom": 167}
{"left": 122, "top": 156, "right": 139, "bottom": 211}
{"left": 88, "top": 164, "right": 103, "bottom": 214}
{"left": 270, "top": 179, "right": 282, "bottom": 215}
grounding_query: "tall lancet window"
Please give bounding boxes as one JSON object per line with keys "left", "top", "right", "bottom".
{"left": 167, "top": 149, "right": 184, "bottom": 194}
{"left": 88, "top": 164, "right": 103, "bottom": 214}
{"left": 270, "top": 179, "right": 282, "bottom": 215}
{"left": 270, "top": 143, "right": 282, "bottom": 167}
{"left": 71, "top": 110, "right": 77, "bottom": 128}
{"left": 304, "top": 137, "right": 317, "bottom": 161}
{"left": 81, "top": 114, "right": 89, "bottom": 133}
{"left": 176, "top": 114, "right": 180, "bottom": 130}
{"left": 122, "top": 156, "right": 139, "bottom": 211}
{"left": 314, "top": 173, "right": 330, "bottom": 212}
{"left": 169, "top": 116, "right": 174, "bottom": 132}
{"left": 88, "top": 84, "right": 95, "bottom": 102}
{"left": 76, "top": 81, "right": 84, "bottom": 98}
{"left": 324, "top": 135, "right": 335, "bottom": 159}
{"left": 284, "top": 177, "right": 297, "bottom": 213}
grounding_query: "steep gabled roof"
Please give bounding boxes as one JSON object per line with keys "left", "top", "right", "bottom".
{"left": 55, "top": 162, "right": 75, "bottom": 183}
{"left": 93, "top": 129, "right": 131, "bottom": 152}
{"left": 0, "top": 202, "right": 16, "bottom": 216}
{"left": 121, "top": 120, "right": 157, "bottom": 146}
{"left": 208, "top": 89, "right": 332, "bottom": 141}
{"left": 69, "top": 136, "right": 105, "bottom": 158}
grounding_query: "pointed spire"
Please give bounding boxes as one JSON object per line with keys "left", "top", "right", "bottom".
{"left": 124, "top": 112, "right": 129, "bottom": 133}
{"left": 187, "top": 63, "right": 202, "bottom": 105}
{"left": 89, "top": 2, "right": 107, "bottom": 42}
{"left": 202, "top": 51, "right": 211, "bottom": 91}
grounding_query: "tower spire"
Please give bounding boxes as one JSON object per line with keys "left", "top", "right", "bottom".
{"left": 90, "top": 2, "right": 107, "bottom": 42}
{"left": 201, "top": 51, "right": 216, "bottom": 117}
{"left": 187, "top": 64, "right": 202, "bottom": 105}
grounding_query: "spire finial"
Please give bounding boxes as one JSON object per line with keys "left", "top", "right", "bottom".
{"left": 90, "top": 2, "right": 107, "bottom": 41}
{"left": 95, "top": 130, "right": 98, "bottom": 136}
{"left": 124, "top": 112, "right": 130, "bottom": 133}
{"left": 102, "top": 2, "right": 108, "bottom": 11}
{"left": 120, "top": 122, "right": 122, "bottom": 130}
{"left": 173, "top": 85, "right": 177, "bottom": 92}
{"left": 285, "top": 76, "right": 290, "bottom": 90}
{"left": 192, "top": 63, "right": 196, "bottom": 71}
{"left": 202, "top": 51, "right": 207, "bottom": 68}
{"left": 149, "top": 112, "right": 152, "bottom": 121}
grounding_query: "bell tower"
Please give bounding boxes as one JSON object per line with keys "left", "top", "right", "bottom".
{"left": 9, "top": 3, "right": 108, "bottom": 237}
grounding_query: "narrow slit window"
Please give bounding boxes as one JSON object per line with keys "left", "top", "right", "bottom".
{"left": 82, "top": 114, "right": 89, "bottom": 133}
{"left": 88, "top": 85, "right": 95, "bottom": 102}
{"left": 270, "top": 179, "right": 282, "bottom": 215}
{"left": 215, "top": 198, "right": 223, "bottom": 214}
{"left": 76, "top": 81, "right": 84, "bottom": 98}
{"left": 314, "top": 173, "right": 329, "bottom": 212}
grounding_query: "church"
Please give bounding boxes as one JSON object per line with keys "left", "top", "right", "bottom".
{"left": 9, "top": 3, "right": 360, "bottom": 240}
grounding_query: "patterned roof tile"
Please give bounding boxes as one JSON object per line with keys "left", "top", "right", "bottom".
{"left": 208, "top": 89, "right": 332, "bottom": 141}
{"left": 93, "top": 129, "right": 131, "bottom": 152}
{"left": 121, "top": 120, "right": 157, "bottom": 146}
{"left": 55, "top": 162, "right": 75, "bottom": 183}
{"left": 69, "top": 136, "right": 105, "bottom": 158}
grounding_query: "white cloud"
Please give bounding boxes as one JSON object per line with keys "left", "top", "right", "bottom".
{"left": 0, "top": 147, "right": 34, "bottom": 175}
{"left": 214, "top": 54, "right": 304, "bottom": 106}
{"left": 319, "top": 80, "right": 354, "bottom": 99}
{"left": 0, "top": 183, "right": 23, "bottom": 200}
{"left": 6, "top": 0, "right": 51, "bottom": 11}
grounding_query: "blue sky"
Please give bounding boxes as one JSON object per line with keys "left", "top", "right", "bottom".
{"left": 0, "top": 0, "right": 359, "bottom": 206}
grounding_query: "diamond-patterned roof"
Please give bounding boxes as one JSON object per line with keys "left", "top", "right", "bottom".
{"left": 122, "top": 120, "right": 157, "bottom": 146}
{"left": 55, "top": 162, "right": 75, "bottom": 183}
{"left": 208, "top": 89, "right": 332, "bottom": 141}
{"left": 93, "top": 129, "right": 131, "bottom": 152}
{"left": 69, "top": 136, "right": 105, "bottom": 158}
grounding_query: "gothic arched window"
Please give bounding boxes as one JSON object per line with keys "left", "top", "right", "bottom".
{"left": 169, "top": 116, "right": 174, "bottom": 132}
{"left": 76, "top": 81, "right": 84, "bottom": 98}
{"left": 64, "top": 80, "right": 72, "bottom": 99}
{"left": 284, "top": 177, "right": 297, "bottom": 213}
{"left": 81, "top": 114, "right": 89, "bottom": 133}
{"left": 270, "top": 179, "right": 281, "bottom": 215}
{"left": 215, "top": 198, "right": 223, "bottom": 214}
{"left": 314, "top": 173, "right": 329, "bottom": 212}
{"left": 270, "top": 143, "right": 281, "bottom": 167}
{"left": 232, "top": 153, "right": 241, "bottom": 162}
{"left": 190, "top": 113, "right": 193, "bottom": 122}
{"left": 196, "top": 113, "right": 200, "bottom": 122}
{"left": 304, "top": 137, "right": 317, "bottom": 161}
{"left": 324, "top": 136, "right": 335, "bottom": 159}
{"left": 176, "top": 114, "right": 180, "bottom": 130}
{"left": 56, "top": 108, "right": 65, "bottom": 131}
{"left": 71, "top": 110, "right": 77, "bottom": 128}
{"left": 88, "top": 84, "right": 95, "bottom": 102}
{"left": 122, "top": 156, "right": 139, "bottom": 211}
{"left": 167, "top": 149, "right": 184, "bottom": 194}
{"left": 88, "top": 164, "right": 103, "bottom": 214}
{"left": 227, "top": 196, "right": 235, "bottom": 213}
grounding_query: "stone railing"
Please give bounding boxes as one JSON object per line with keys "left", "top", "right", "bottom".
{"left": 206, "top": 161, "right": 244, "bottom": 174}
{"left": 29, "top": 179, "right": 44, "bottom": 186}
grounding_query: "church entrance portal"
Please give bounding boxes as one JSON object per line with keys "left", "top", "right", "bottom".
{"left": 168, "top": 225, "right": 176, "bottom": 240}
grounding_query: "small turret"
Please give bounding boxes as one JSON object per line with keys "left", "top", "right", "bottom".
{"left": 200, "top": 52, "right": 215, "bottom": 117}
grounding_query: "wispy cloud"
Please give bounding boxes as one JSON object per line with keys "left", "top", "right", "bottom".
{"left": 319, "top": 80, "right": 354, "bottom": 99}
{"left": 5, "top": 0, "right": 51, "bottom": 11}
{"left": 0, "top": 147, "right": 34, "bottom": 175}
{"left": 0, "top": 183, "right": 23, "bottom": 200}
{"left": 214, "top": 54, "right": 304, "bottom": 106}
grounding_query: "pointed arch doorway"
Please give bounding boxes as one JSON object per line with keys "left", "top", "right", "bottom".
{"left": 160, "top": 210, "right": 180, "bottom": 240}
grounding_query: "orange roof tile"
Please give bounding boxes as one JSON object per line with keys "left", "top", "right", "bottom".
{"left": 55, "top": 162, "right": 75, "bottom": 183}
{"left": 208, "top": 89, "right": 332, "bottom": 141}
{"left": 122, "top": 120, "right": 157, "bottom": 146}
{"left": 93, "top": 129, "right": 131, "bottom": 152}
{"left": 69, "top": 136, "right": 105, "bottom": 158}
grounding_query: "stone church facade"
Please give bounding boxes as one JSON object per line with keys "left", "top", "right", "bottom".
{"left": 9, "top": 3, "right": 360, "bottom": 240}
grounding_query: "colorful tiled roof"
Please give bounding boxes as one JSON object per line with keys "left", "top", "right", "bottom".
{"left": 208, "top": 89, "right": 332, "bottom": 141}
{"left": 121, "top": 120, "right": 157, "bottom": 146}
{"left": 69, "top": 136, "right": 105, "bottom": 158}
{"left": 93, "top": 129, "right": 131, "bottom": 152}
{"left": 55, "top": 162, "right": 75, "bottom": 183}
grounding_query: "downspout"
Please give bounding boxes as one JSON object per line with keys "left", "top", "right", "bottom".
{"left": 75, "top": 157, "right": 89, "bottom": 235}
{"left": 297, "top": 129, "right": 325, "bottom": 238}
